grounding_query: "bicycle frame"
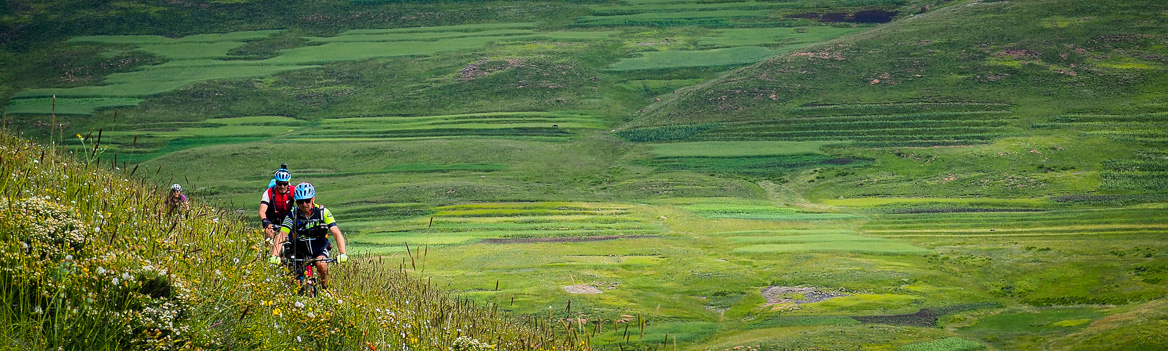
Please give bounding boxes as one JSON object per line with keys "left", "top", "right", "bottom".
{"left": 283, "top": 255, "right": 336, "bottom": 297}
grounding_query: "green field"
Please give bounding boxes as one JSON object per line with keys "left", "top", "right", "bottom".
{"left": 4, "top": 0, "right": 1168, "bottom": 349}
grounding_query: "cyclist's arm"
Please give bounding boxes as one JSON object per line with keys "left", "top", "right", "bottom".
{"left": 271, "top": 226, "right": 290, "bottom": 257}
{"left": 258, "top": 203, "right": 270, "bottom": 227}
{"left": 321, "top": 207, "right": 346, "bottom": 255}
{"left": 330, "top": 226, "right": 346, "bottom": 256}
{"left": 271, "top": 213, "right": 294, "bottom": 257}
{"left": 259, "top": 191, "right": 272, "bottom": 227}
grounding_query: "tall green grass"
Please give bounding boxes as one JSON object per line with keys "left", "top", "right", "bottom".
{"left": 0, "top": 130, "right": 587, "bottom": 350}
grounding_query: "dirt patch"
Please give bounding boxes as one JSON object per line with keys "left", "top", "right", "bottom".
{"left": 563, "top": 284, "right": 603, "bottom": 294}
{"left": 480, "top": 235, "right": 658, "bottom": 244}
{"left": 852, "top": 303, "right": 998, "bottom": 326}
{"left": 761, "top": 286, "right": 847, "bottom": 306}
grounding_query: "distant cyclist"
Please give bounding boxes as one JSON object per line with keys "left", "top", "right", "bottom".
{"left": 268, "top": 183, "right": 349, "bottom": 289}
{"left": 259, "top": 167, "right": 294, "bottom": 241}
{"left": 164, "top": 183, "right": 190, "bottom": 215}
{"left": 267, "top": 163, "right": 289, "bottom": 189}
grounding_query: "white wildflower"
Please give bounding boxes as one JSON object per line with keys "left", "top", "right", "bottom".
{"left": 96, "top": 267, "right": 106, "bottom": 275}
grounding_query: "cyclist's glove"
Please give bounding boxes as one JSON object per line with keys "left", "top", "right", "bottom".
{"left": 261, "top": 218, "right": 272, "bottom": 228}
{"left": 337, "top": 254, "right": 348, "bottom": 263}
{"left": 267, "top": 255, "right": 280, "bottom": 264}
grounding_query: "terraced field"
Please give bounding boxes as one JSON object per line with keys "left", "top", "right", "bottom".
{"left": 295, "top": 112, "right": 605, "bottom": 141}
{"left": 345, "top": 202, "right": 663, "bottom": 255}
{"left": 620, "top": 101, "right": 1017, "bottom": 147}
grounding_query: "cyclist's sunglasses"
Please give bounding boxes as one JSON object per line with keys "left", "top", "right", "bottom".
{"left": 296, "top": 199, "right": 311, "bottom": 204}
{"left": 276, "top": 181, "right": 290, "bottom": 186}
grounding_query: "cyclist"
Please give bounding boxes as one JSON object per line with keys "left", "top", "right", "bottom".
{"left": 259, "top": 167, "right": 294, "bottom": 241}
{"left": 267, "top": 163, "right": 289, "bottom": 189}
{"left": 268, "top": 183, "right": 348, "bottom": 290}
{"left": 163, "top": 183, "right": 190, "bottom": 215}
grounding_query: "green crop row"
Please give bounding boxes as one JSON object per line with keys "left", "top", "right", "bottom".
{"left": 645, "top": 141, "right": 837, "bottom": 157}
{"left": 616, "top": 123, "right": 719, "bottom": 142}
{"left": 790, "top": 102, "right": 1010, "bottom": 116}
{"left": 646, "top": 154, "right": 869, "bottom": 175}
{"left": 292, "top": 127, "right": 575, "bottom": 140}
{"left": 1044, "top": 112, "right": 1168, "bottom": 123}
{"left": 785, "top": 110, "right": 1013, "bottom": 122}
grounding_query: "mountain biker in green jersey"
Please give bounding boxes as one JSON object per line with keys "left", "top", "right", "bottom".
{"left": 268, "top": 183, "right": 348, "bottom": 289}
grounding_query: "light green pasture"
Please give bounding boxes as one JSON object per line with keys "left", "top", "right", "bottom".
{"left": 576, "top": 10, "right": 773, "bottom": 26}
{"left": 14, "top": 62, "right": 320, "bottom": 98}
{"left": 13, "top": 27, "right": 612, "bottom": 106}
{"left": 268, "top": 31, "right": 616, "bottom": 65}
{"left": 801, "top": 294, "right": 921, "bottom": 312}
{"left": 823, "top": 197, "right": 1050, "bottom": 207}
{"left": 132, "top": 42, "right": 250, "bottom": 60}
{"left": 342, "top": 23, "right": 538, "bottom": 34}
{"left": 646, "top": 141, "right": 838, "bottom": 157}
{"left": 308, "top": 29, "right": 537, "bottom": 42}
{"left": 607, "top": 46, "right": 780, "bottom": 71}
{"left": 347, "top": 202, "right": 661, "bottom": 253}
{"left": 696, "top": 27, "right": 867, "bottom": 48}
{"left": 590, "top": 1, "right": 799, "bottom": 13}
{"left": 731, "top": 242, "right": 931, "bottom": 254}
{"left": 311, "top": 112, "right": 605, "bottom": 133}
{"left": 3, "top": 97, "right": 143, "bottom": 115}
{"left": 67, "top": 30, "right": 283, "bottom": 44}
{"left": 728, "top": 234, "right": 886, "bottom": 243}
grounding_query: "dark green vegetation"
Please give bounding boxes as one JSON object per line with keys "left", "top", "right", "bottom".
{"left": 3, "top": 0, "right": 1167, "bottom": 349}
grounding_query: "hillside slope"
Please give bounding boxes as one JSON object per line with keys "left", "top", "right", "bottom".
{"left": 627, "top": 0, "right": 1168, "bottom": 201}
{"left": 0, "top": 130, "right": 579, "bottom": 350}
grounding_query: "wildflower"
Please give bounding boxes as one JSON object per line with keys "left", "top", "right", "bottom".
{"left": 273, "top": 308, "right": 281, "bottom": 316}
{"left": 294, "top": 301, "right": 305, "bottom": 309}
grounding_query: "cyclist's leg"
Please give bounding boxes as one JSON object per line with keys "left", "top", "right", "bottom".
{"left": 312, "top": 240, "right": 332, "bottom": 289}
{"left": 289, "top": 238, "right": 312, "bottom": 281}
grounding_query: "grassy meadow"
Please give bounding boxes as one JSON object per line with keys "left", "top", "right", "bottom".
{"left": 3, "top": 0, "right": 1168, "bottom": 350}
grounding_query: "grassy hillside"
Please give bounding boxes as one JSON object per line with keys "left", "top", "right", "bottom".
{"left": 0, "top": 131, "right": 581, "bottom": 350}
{"left": 2, "top": 0, "right": 1168, "bottom": 349}
{"left": 629, "top": 0, "right": 1168, "bottom": 201}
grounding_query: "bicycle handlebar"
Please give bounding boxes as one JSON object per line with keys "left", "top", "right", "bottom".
{"left": 283, "top": 257, "right": 337, "bottom": 264}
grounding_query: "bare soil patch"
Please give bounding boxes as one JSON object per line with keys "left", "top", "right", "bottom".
{"left": 761, "top": 286, "right": 847, "bottom": 306}
{"left": 563, "top": 284, "right": 603, "bottom": 294}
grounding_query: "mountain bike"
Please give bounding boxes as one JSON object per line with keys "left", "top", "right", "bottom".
{"left": 284, "top": 255, "right": 337, "bottom": 297}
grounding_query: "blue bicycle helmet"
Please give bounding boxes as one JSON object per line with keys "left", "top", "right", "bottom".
{"left": 293, "top": 182, "right": 315, "bottom": 200}
{"left": 274, "top": 169, "right": 291, "bottom": 182}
